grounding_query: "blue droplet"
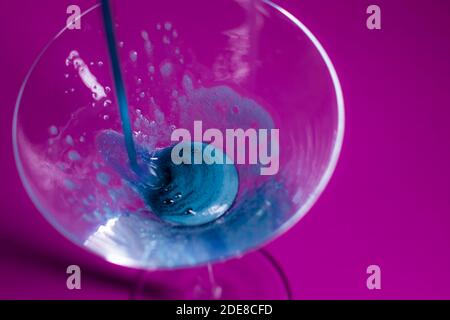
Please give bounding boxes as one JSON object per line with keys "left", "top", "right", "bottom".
{"left": 65, "top": 135, "right": 74, "bottom": 146}
{"left": 182, "top": 75, "right": 193, "bottom": 91}
{"left": 49, "top": 125, "right": 58, "bottom": 135}
{"left": 68, "top": 150, "right": 81, "bottom": 161}
{"left": 96, "top": 172, "right": 111, "bottom": 185}
{"left": 164, "top": 22, "right": 172, "bottom": 31}
{"left": 160, "top": 62, "right": 173, "bottom": 77}
{"left": 63, "top": 179, "right": 77, "bottom": 190}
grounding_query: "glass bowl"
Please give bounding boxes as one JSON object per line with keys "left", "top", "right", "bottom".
{"left": 13, "top": 0, "right": 344, "bottom": 269}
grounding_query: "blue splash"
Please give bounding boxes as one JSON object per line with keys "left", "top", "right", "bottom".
{"left": 97, "top": 3, "right": 289, "bottom": 264}
{"left": 96, "top": 130, "right": 238, "bottom": 226}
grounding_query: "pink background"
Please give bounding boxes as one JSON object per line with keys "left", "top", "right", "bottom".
{"left": 1, "top": 0, "right": 450, "bottom": 299}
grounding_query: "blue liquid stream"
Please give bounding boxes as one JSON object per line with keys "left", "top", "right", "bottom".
{"left": 101, "top": 0, "right": 139, "bottom": 171}
{"left": 101, "top": 0, "right": 238, "bottom": 226}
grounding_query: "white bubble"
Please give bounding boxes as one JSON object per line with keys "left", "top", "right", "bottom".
{"left": 98, "top": 61, "right": 104, "bottom": 67}
{"left": 105, "top": 86, "right": 111, "bottom": 93}
{"left": 64, "top": 73, "right": 69, "bottom": 79}
{"left": 103, "top": 115, "right": 110, "bottom": 120}
{"left": 67, "top": 51, "right": 107, "bottom": 101}
{"left": 103, "top": 99, "right": 112, "bottom": 107}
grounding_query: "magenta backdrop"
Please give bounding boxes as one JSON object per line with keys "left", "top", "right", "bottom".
{"left": 1, "top": 0, "right": 450, "bottom": 299}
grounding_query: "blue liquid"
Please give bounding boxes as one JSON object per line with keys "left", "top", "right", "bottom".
{"left": 101, "top": 0, "right": 139, "bottom": 171}
{"left": 96, "top": 130, "right": 238, "bottom": 226}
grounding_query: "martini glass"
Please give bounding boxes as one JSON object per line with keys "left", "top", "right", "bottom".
{"left": 13, "top": 0, "right": 344, "bottom": 298}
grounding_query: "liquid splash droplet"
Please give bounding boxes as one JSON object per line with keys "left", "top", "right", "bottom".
{"left": 164, "top": 22, "right": 172, "bottom": 31}
{"left": 48, "top": 126, "right": 58, "bottom": 136}
{"left": 68, "top": 150, "right": 81, "bottom": 161}
{"left": 129, "top": 51, "right": 138, "bottom": 62}
{"left": 65, "top": 135, "right": 74, "bottom": 146}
